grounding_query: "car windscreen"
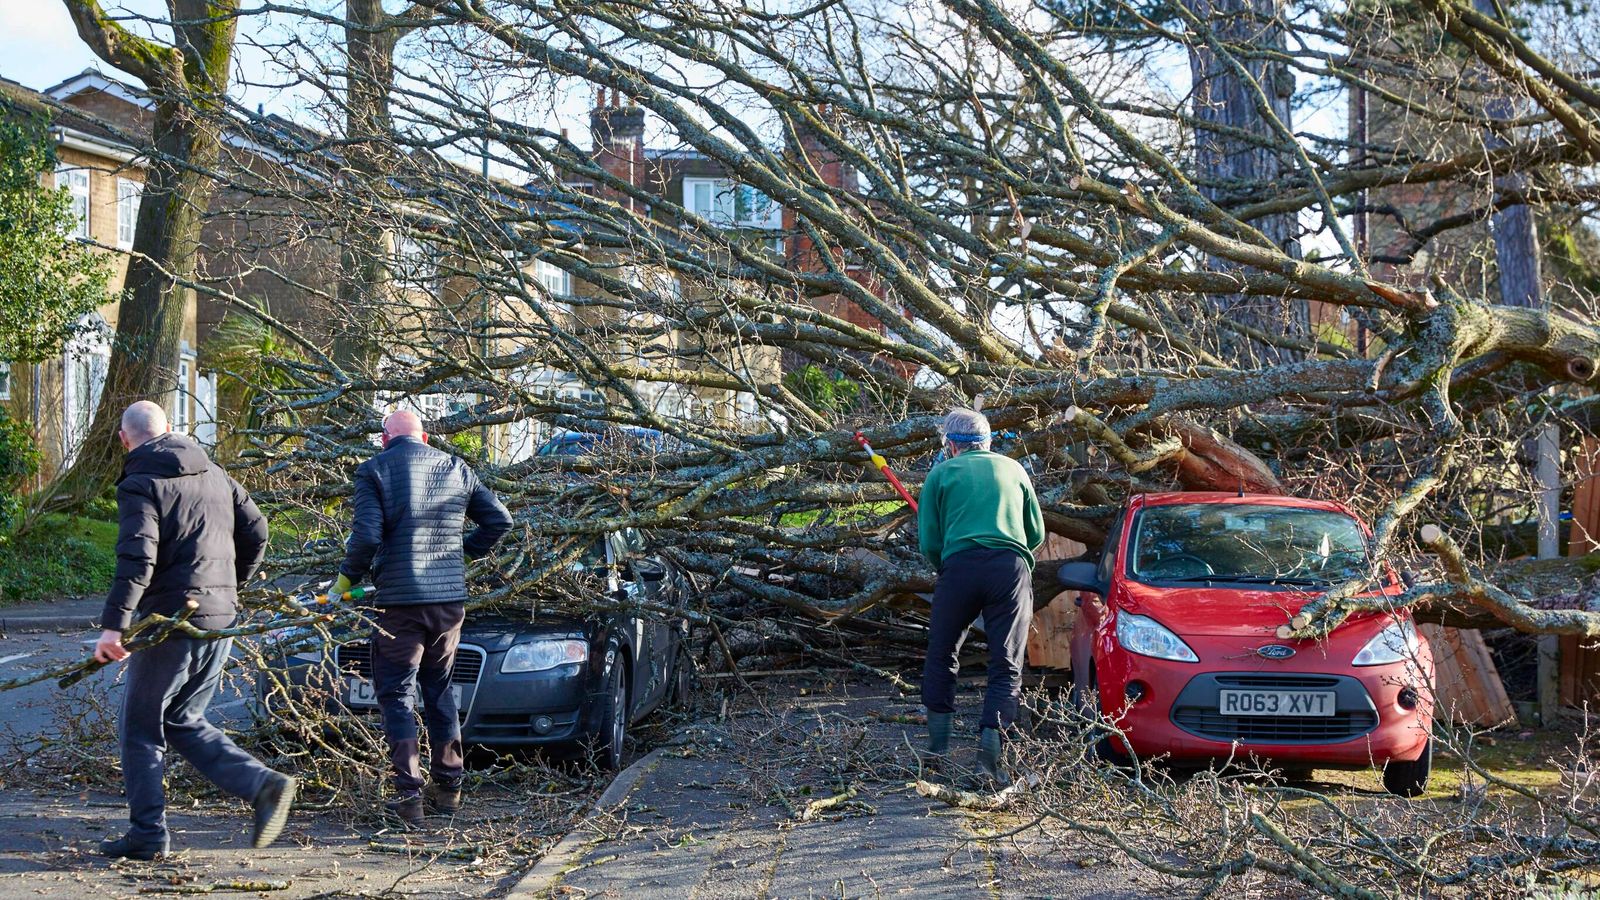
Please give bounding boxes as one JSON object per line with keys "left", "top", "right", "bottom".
{"left": 1128, "top": 503, "right": 1370, "bottom": 585}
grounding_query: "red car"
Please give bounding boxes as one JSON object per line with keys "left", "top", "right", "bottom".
{"left": 1057, "top": 492, "right": 1435, "bottom": 796}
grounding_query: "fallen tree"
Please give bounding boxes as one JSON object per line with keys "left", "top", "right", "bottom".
{"left": 162, "top": 0, "right": 1600, "bottom": 651}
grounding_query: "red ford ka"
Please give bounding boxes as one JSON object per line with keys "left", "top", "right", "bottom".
{"left": 1056, "top": 492, "right": 1435, "bottom": 796}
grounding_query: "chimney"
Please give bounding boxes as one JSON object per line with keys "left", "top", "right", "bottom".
{"left": 590, "top": 96, "right": 646, "bottom": 155}
{"left": 589, "top": 90, "right": 647, "bottom": 202}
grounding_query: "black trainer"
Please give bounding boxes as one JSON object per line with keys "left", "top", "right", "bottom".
{"left": 386, "top": 793, "right": 425, "bottom": 829}
{"left": 98, "top": 834, "right": 168, "bottom": 861}
{"left": 251, "top": 773, "right": 298, "bottom": 849}
{"left": 425, "top": 782, "right": 462, "bottom": 816}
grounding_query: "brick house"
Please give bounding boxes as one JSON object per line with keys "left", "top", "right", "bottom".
{"left": 489, "top": 94, "right": 891, "bottom": 460}
{"left": 0, "top": 71, "right": 212, "bottom": 479}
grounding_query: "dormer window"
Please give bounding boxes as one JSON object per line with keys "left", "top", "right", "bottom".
{"left": 683, "top": 177, "right": 781, "bottom": 229}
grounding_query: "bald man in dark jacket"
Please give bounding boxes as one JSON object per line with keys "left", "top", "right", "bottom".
{"left": 335, "top": 410, "right": 512, "bottom": 826}
{"left": 93, "top": 401, "right": 296, "bottom": 860}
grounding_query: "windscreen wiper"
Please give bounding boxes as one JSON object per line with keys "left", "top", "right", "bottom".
{"left": 1211, "top": 574, "right": 1329, "bottom": 585}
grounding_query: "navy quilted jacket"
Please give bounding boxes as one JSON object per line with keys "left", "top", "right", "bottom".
{"left": 338, "top": 436, "right": 513, "bottom": 606}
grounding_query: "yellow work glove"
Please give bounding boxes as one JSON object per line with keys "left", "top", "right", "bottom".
{"left": 328, "top": 574, "right": 353, "bottom": 601}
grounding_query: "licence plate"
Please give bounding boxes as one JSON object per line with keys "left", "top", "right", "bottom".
{"left": 347, "top": 678, "right": 463, "bottom": 710}
{"left": 1219, "top": 689, "right": 1335, "bottom": 717}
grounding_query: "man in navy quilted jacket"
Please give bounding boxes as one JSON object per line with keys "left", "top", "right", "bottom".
{"left": 334, "top": 409, "right": 512, "bottom": 827}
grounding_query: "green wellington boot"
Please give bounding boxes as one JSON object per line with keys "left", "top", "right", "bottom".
{"left": 922, "top": 711, "right": 953, "bottom": 764}
{"left": 976, "top": 727, "right": 1011, "bottom": 786}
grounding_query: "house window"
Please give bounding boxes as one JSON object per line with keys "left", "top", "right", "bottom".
{"left": 685, "top": 177, "right": 734, "bottom": 224}
{"left": 193, "top": 371, "right": 218, "bottom": 446}
{"left": 535, "top": 259, "right": 572, "bottom": 297}
{"left": 682, "top": 177, "right": 782, "bottom": 229}
{"left": 0, "top": 362, "right": 9, "bottom": 401}
{"left": 394, "top": 235, "right": 437, "bottom": 287}
{"left": 174, "top": 356, "right": 192, "bottom": 431}
{"left": 62, "top": 314, "right": 111, "bottom": 465}
{"left": 116, "top": 178, "right": 141, "bottom": 249}
{"left": 55, "top": 166, "right": 90, "bottom": 240}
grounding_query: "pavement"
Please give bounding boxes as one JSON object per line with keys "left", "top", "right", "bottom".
{"left": 510, "top": 678, "right": 1170, "bottom": 899}
{"left": 0, "top": 598, "right": 103, "bottom": 633}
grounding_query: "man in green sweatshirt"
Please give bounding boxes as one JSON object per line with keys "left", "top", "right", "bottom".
{"left": 918, "top": 408, "right": 1044, "bottom": 782}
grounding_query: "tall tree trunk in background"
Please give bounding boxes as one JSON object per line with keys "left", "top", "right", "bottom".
{"left": 1469, "top": 0, "right": 1562, "bottom": 719}
{"left": 53, "top": 0, "right": 238, "bottom": 504}
{"left": 1185, "top": 0, "right": 1308, "bottom": 364}
{"left": 330, "top": 0, "right": 405, "bottom": 405}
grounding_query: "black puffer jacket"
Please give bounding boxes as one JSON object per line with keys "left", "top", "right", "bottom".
{"left": 338, "top": 436, "right": 513, "bottom": 606}
{"left": 101, "top": 433, "right": 269, "bottom": 632}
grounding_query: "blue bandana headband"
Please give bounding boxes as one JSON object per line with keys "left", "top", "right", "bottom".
{"left": 944, "top": 431, "right": 989, "bottom": 443}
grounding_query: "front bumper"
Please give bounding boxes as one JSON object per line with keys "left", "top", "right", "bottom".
{"left": 461, "top": 661, "right": 597, "bottom": 746}
{"left": 256, "top": 649, "right": 604, "bottom": 749}
{"left": 1096, "top": 650, "right": 1434, "bottom": 767}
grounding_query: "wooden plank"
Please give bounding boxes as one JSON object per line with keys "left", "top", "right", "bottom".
{"left": 1418, "top": 625, "right": 1515, "bottom": 727}
{"left": 1570, "top": 438, "right": 1600, "bottom": 556}
{"left": 1028, "top": 534, "right": 1085, "bottom": 669}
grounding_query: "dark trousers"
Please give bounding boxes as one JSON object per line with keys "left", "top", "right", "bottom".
{"left": 120, "top": 634, "right": 275, "bottom": 846}
{"left": 371, "top": 603, "right": 466, "bottom": 794}
{"left": 922, "top": 547, "right": 1034, "bottom": 730}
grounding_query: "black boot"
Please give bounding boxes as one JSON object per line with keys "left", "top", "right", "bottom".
{"left": 386, "top": 792, "right": 425, "bottom": 829}
{"left": 251, "top": 773, "right": 298, "bottom": 849}
{"left": 98, "top": 834, "right": 168, "bottom": 861}
{"left": 425, "top": 782, "right": 462, "bottom": 816}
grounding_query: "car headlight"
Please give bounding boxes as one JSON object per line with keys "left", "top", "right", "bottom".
{"left": 501, "top": 639, "right": 588, "bottom": 673}
{"left": 1352, "top": 618, "right": 1420, "bottom": 666}
{"left": 1115, "top": 612, "right": 1199, "bottom": 662}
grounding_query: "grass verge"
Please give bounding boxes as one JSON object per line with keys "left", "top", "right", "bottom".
{"left": 0, "top": 513, "right": 118, "bottom": 606}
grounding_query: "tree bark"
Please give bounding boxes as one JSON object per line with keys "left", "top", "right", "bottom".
{"left": 1185, "top": 0, "right": 1309, "bottom": 364}
{"left": 54, "top": 0, "right": 238, "bottom": 503}
{"left": 330, "top": 0, "right": 404, "bottom": 394}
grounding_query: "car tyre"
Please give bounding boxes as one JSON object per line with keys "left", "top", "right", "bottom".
{"left": 590, "top": 659, "right": 628, "bottom": 773}
{"left": 670, "top": 647, "right": 697, "bottom": 710}
{"left": 1382, "top": 739, "right": 1432, "bottom": 798}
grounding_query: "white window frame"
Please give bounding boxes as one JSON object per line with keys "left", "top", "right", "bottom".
{"left": 193, "top": 370, "right": 218, "bottom": 446}
{"left": 62, "top": 314, "right": 111, "bottom": 466}
{"left": 534, "top": 258, "right": 572, "bottom": 298}
{"left": 394, "top": 234, "right": 437, "bottom": 287}
{"left": 116, "top": 178, "right": 141, "bottom": 249}
{"left": 683, "top": 177, "right": 782, "bottom": 229}
{"left": 0, "top": 362, "right": 10, "bottom": 401}
{"left": 55, "top": 165, "right": 90, "bottom": 240}
{"left": 174, "top": 353, "right": 193, "bottom": 431}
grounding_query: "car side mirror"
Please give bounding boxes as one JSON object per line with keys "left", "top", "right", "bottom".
{"left": 1057, "top": 560, "right": 1105, "bottom": 595}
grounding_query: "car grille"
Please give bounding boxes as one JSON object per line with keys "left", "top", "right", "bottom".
{"left": 1172, "top": 708, "right": 1378, "bottom": 743}
{"left": 1213, "top": 674, "right": 1342, "bottom": 689}
{"left": 1172, "top": 674, "right": 1377, "bottom": 744}
{"left": 334, "top": 642, "right": 484, "bottom": 686}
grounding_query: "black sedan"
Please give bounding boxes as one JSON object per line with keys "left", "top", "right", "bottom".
{"left": 257, "top": 527, "right": 695, "bottom": 770}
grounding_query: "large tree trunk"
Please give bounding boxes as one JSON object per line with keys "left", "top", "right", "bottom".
{"left": 1185, "top": 0, "right": 1309, "bottom": 364}
{"left": 330, "top": 0, "right": 402, "bottom": 396}
{"left": 53, "top": 0, "right": 238, "bottom": 503}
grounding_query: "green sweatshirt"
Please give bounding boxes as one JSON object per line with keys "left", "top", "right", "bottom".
{"left": 918, "top": 449, "right": 1046, "bottom": 570}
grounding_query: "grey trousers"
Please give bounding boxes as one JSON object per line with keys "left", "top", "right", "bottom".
{"left": 921, "top": 547, "right": 1034, "bottom": 730}
{"left": 120, "top": 634, "right": 274, "bottom": 845}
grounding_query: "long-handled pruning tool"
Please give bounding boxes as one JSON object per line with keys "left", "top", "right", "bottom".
{"left": 854, "top": 431, "right": 918, "bottom": 513}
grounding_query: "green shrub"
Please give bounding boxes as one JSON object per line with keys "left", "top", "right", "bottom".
{"left": 0, "top": 513, "right": 118, "bottom": 605}
{"left": 0, "top": 410, "right": 39, "bottom": 536}
{"left": 448, "top": 430, "right": 485, "bottom": 459}
{"left": 782, "top": 365, "right": 861, "bottom": 415}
